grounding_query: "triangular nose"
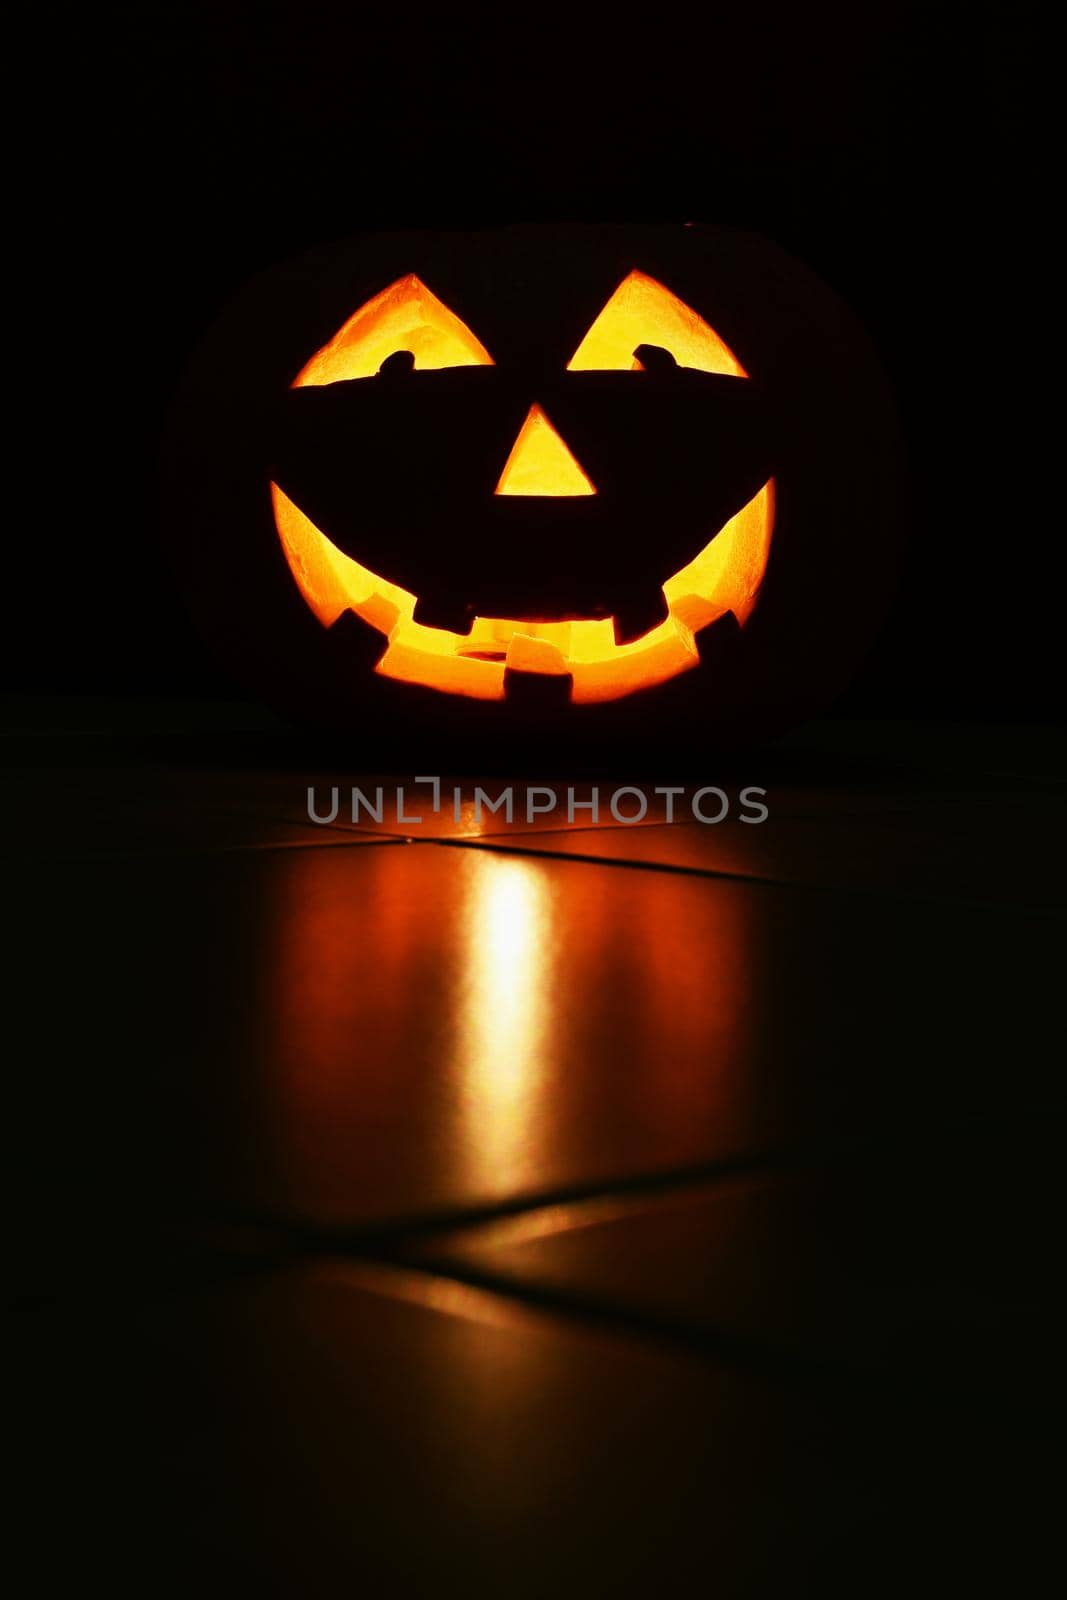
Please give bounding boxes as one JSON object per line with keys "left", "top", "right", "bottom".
{"left": 494, "top": 404, "right": 597, "bottom": 496}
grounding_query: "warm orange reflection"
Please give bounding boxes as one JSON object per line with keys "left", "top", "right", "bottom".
{"left": 454, "top": 857, "right": 556, "bottom": 1191}
{"left": 263, "top": 848, "right": 762, "bottom": 1218}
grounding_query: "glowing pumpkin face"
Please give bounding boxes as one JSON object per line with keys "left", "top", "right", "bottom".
{"left": 270, "top": 270, "right": 775, "bottom": 704}
{"left": 168, "top": 224, "right": 903, "bottom": 753}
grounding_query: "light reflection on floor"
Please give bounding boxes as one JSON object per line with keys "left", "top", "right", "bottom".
{"left": 264, "top": 842, "right": 760, "bottom": 1219}
{"left": 453, "top": 857, "right": 557, "bottom": 1190}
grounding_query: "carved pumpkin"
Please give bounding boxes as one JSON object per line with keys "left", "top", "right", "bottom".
{"left": 167, "top": 224, "right": 902, "bottom": 756}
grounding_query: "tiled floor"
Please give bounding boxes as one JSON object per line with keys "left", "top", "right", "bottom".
{"left": 8, "top": 703, "right": 1064, "bottom": 1595}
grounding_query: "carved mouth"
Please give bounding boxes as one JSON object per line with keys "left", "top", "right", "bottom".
{"left": 272, "top": 479, "right": 774, "bottom": 704}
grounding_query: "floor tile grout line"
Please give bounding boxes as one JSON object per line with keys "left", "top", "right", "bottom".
{"left": 199, "top": 805, "right": 387, "bottom": 843}
{"left": 321, "top": 1250, "right": 881, "bottom": 1390}
{"left": 9, "top": 1234, "right": 877, "bottom": 1391}
{"left": 17, "top": 1117, "right": 1036, "bottom": 1378}
{"left": 371, "top": 1248, "right": 889, "bottom": 1388}
{"left": 141, "top": 1149, "right": 824, "bottom": 1310}
{"left": 7, "top": 820, "right": 1062, "bottom": 909}
{"left": 181, "top": 1115, "right": 1013, "bottom": 1262}
{"left": 416, "top": 835, "right": 1067, "bottom": 916}
{"left": 198, "top": 1142, "right": 826, "bottom": 1253}
{"left": 1, "top": 835, "right": 409, "bottom": 865}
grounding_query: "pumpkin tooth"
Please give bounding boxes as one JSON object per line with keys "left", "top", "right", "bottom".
{"left": 503, "top": 668, "right": 574, "bottom": 708}
{"left": 612, "top": 589, "right": 670, "bottom": 645}
{"left": 325, "top": 609, "right": 390, "bottom": 669}
{"left": 692, "top": 608, "right": 743, "bottom": 664}
{"left": 503, "top": 634, "right": 569, "bottom": 676}
{"left": 411, "top": 595, "right": 476, "bottom": 635}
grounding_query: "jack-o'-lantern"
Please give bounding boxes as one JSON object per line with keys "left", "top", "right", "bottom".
{"left": 166, "top": 224, "right": 903, "bottom": 761}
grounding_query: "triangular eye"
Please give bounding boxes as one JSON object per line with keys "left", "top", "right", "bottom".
{"left": 293, "top": 275, "right": 493, "bottom": 386}
{"left": 567, "top": 270, "right": 747, "bottom": 377}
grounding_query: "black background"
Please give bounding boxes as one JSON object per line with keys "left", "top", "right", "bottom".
{"left": 12, "top": 2, "right": 1050, "bottom": 722}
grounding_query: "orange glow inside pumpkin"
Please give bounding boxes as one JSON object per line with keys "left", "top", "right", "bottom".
{"left": 275, "top": 271, "right": 773, "bottom": 703}
{"left": 294, "top": 274, "right": 493, "bottom": 384}
{"left": 495, "top": 405, "right": 596, "bottom": 497}
{"left": 568, "top": 270, "right": 748, "bottom": 377}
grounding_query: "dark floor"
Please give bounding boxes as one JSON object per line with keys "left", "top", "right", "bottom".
{"left": 7, "top": 702, "right": 1064, "bottom": 1597}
